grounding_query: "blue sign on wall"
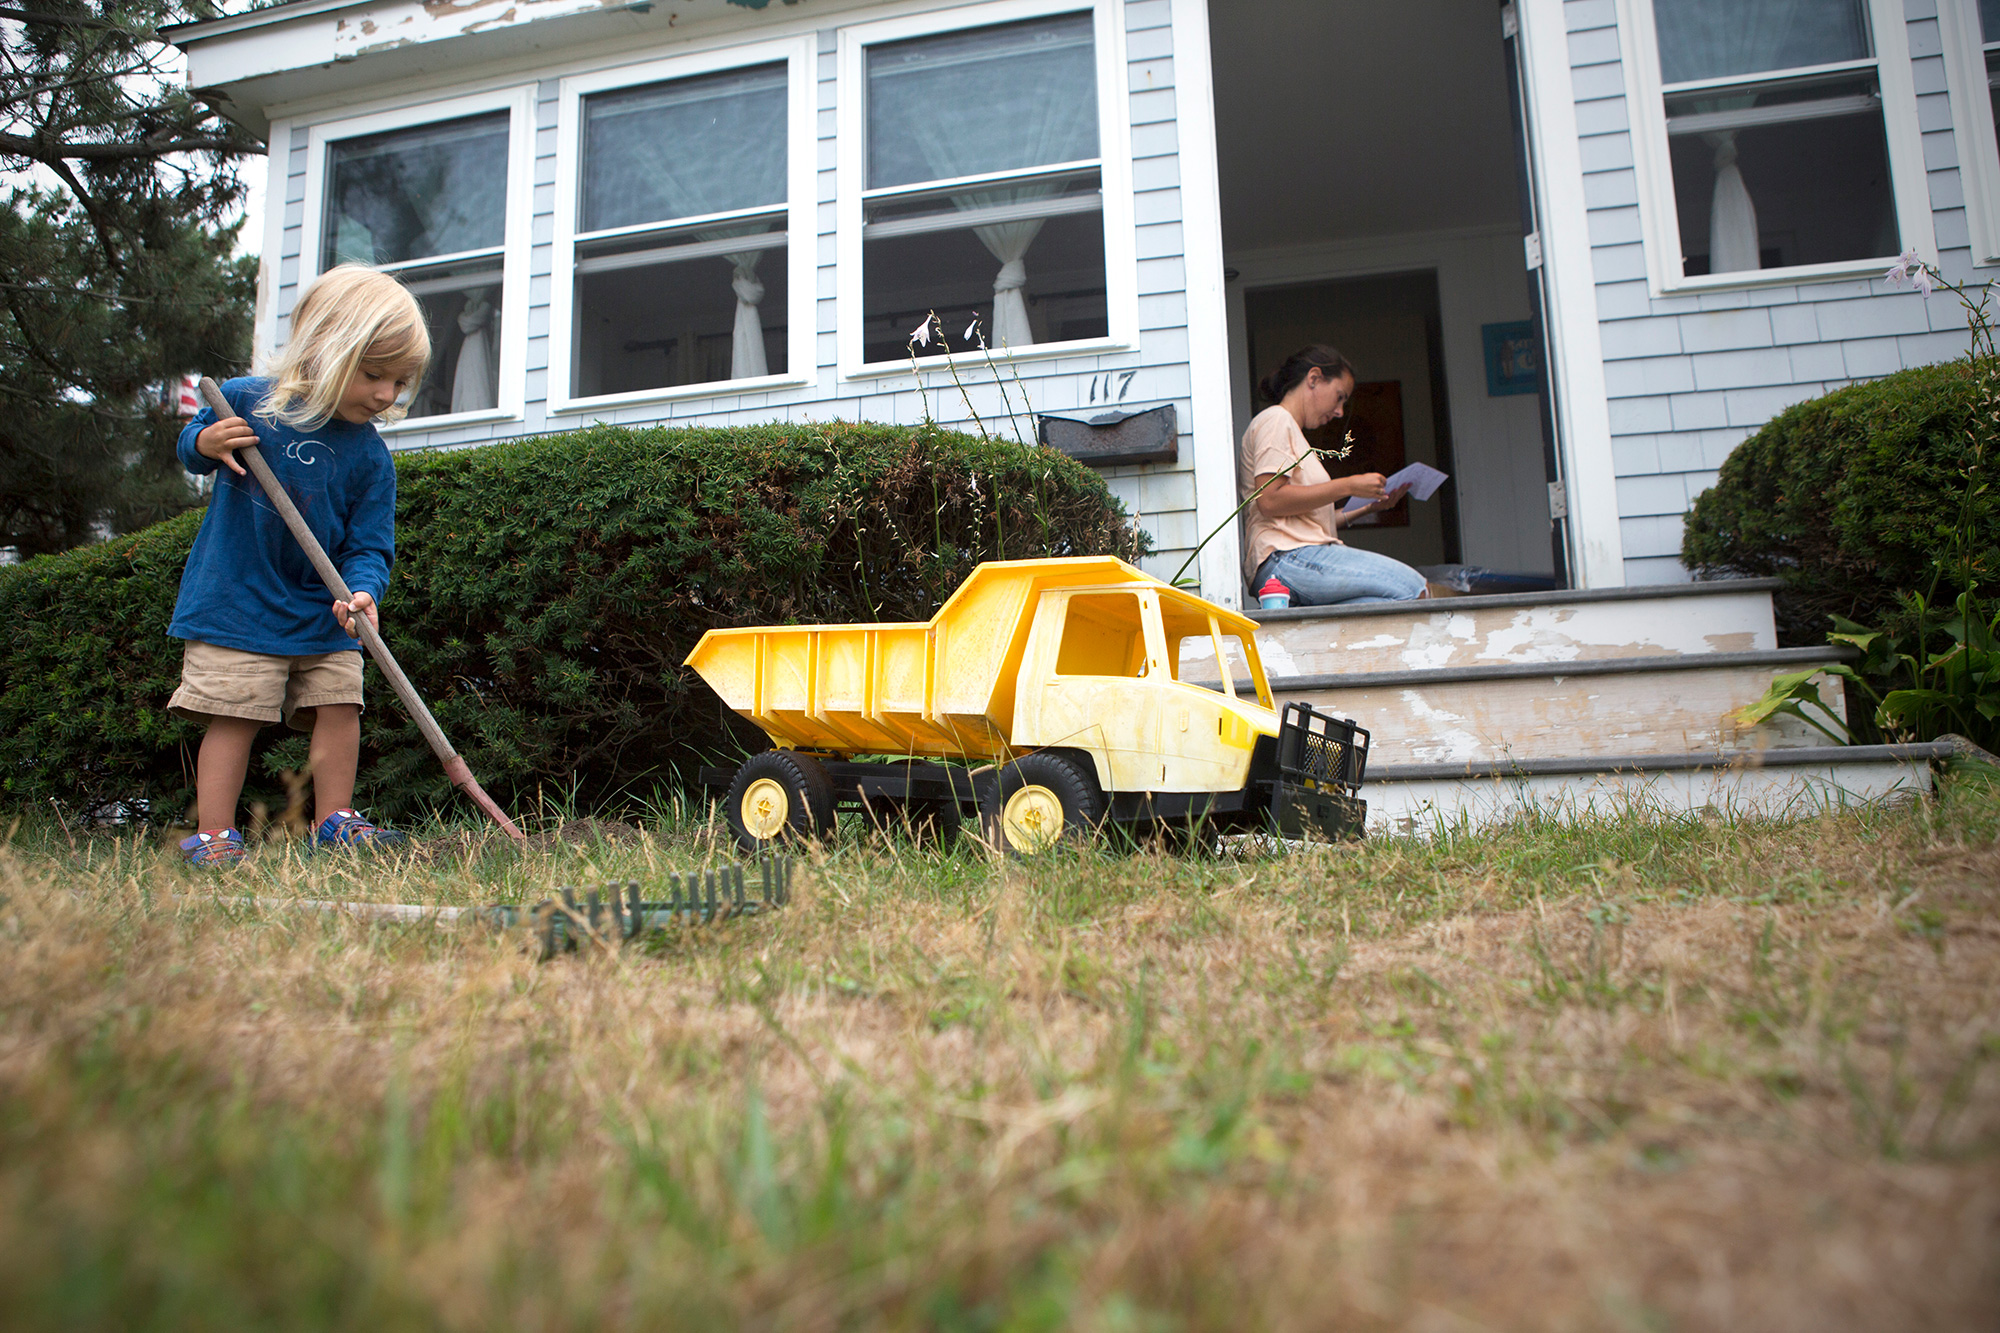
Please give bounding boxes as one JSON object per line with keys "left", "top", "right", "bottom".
{"left": 1482, "top": 321, "right": 1540, "bottom": 397}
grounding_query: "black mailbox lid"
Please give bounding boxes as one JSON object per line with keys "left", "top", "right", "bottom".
{"left": 1036, "top": 403, "right": 1177, "bottom": 467}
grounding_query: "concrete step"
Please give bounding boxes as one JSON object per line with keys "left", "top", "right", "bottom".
{"left": 1233, "top": 578, "right": 1782, "bottom": 678}
{"left": 1269, "top": 646, "right": 1851, "bottom": 767}
{"left": 1360, "top": 742, "right": 1950, "bottom": 837}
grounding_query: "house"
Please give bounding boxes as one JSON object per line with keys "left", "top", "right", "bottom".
{"left": 169, "top": 0, "right": 1972, "bottom": 828}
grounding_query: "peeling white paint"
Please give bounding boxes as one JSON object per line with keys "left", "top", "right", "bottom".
{"left": 1397, "top": 688, "right": 1484, "bottom": 764}
{"left": 1254, "top": 637, "right": 1297, "bottom": 678}
{"left": 324, "top": 0, "right": 636, "bottom": 60}
{"left": 1258, "top": 588, "right": 1780, "bottom": 676}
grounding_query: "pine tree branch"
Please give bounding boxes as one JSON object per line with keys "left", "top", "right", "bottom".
{"left": 40, "top": 153, "right": 126, "bottom": 269}
{"left": 0, "top": 129, "right": 251, "bottom": 162}
{"left": 0, "top": 8, "right": 143, "bottom": 31}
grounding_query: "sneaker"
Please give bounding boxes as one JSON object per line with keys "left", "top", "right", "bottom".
{"left": 314, "top": 808, "right": 409, "bottom": 852}
{"left": 180, "top": 828, "right": 246, "bottom": 867}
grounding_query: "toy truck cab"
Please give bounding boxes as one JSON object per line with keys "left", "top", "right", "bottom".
{"left": 1012, "top": 581, "right": 1276, "bottom": 793}
{"left": 686, "top": 557, "right": 1367, "bottom": 854}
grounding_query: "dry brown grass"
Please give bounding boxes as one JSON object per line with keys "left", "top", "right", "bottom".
{"left": 1, "top": 776, "right": 1996, "bottom": 1331}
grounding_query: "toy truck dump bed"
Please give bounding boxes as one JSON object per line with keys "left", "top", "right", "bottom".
{"left": 685, "top": 557, "right": 1369, "bottom": 853}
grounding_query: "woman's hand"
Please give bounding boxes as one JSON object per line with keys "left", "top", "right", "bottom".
{"left": 335, "top": 591, "right": 378, "bottom": 638}
{"left": 1333, "top": 483, "right": 1412, "bottom": 527}
{"left": 1340, "top": 472, "right": 1389, "bottom": 500}
{"left": 195, "top": 417, "right": 257, "bottom": 477}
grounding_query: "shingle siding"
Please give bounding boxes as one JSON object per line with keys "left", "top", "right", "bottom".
{"left": 1564, "top": 0, "right": 1974, "bottom": 584}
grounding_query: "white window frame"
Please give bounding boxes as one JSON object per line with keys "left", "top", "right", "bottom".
{"left": 1938, "top": 0, "right": 2000, "bottom": 266}
{"left": 547, "top": 36, "right": 817, "bottom": 417}
{"left": 1616, "top": 0, "right": 1933, "bottom": 295}
{"left": 297, "top": 86, "right": 536, "bottom": 434}
{"left": 835, "top": 0, "right": 1136, "bottom": 381}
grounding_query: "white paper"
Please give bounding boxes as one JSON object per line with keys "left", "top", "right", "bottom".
{"left": 1339, "top": 462, "right": 1449, "bottom": 514}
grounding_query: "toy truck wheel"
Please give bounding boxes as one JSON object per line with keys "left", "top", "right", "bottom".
{"left": 985, "top": 751, "right": 1105, "bottom": 855}
{"left": 726, "top": 751, "right": 835, "bottom": 854}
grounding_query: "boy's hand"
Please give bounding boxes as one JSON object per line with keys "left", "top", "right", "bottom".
{"left": 195, "top": 417, "right": 257, "bottom": 476}
{"left": 335, "top": 591, "right": 378, "bottom": 638}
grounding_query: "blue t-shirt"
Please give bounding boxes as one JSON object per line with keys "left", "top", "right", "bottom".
{"left": 169, "top": 377, "right": 397, "bottom": 656}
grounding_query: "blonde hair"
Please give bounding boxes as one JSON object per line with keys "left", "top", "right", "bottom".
{"left": 260, "top": 265, "right": 432, "bottom": 428}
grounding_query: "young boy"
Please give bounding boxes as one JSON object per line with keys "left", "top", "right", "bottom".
{"left": 168, "top": 267, "right": 431, "bottom": 865}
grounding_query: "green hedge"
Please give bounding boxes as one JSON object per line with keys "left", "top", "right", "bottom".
{"left": 1681, "top": 360, "right": 1999, "bottom": 644}
{"left": 0, "top": 422, "right": 1146, "bottom": 822}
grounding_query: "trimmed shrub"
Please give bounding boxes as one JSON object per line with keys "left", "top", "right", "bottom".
{"left": 1681, "top": 360, "right": 1999, "bottom": 645}
{"left": 0, "top": 421, "right": 1146, "bottom": 822}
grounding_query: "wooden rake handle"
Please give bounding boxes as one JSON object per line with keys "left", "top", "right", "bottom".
{"left": 196, "top": 378, "right": 527, "bottom": 842}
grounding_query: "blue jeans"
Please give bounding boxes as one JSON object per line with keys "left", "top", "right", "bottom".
{"left": 1257, "top": 544, "right": 1428, "bottom": 606}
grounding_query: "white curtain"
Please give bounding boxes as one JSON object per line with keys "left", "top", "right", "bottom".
{"left": 1706, "top": 132, "right": 1761, "bottom": 273}
{"left": 869, "top": 16, "right": 1097, "bottom": 349}
{"left": 582, "top": 68, "right": 786, "bottom": 379}
{"left": 977, "top": 233, "right": 1036, "bottom": 351}
{"left": 450, "top": 289, "right": 498, "bottom": 413}
{"left": 727, "top": 252, "right": 768, "bottom": 379}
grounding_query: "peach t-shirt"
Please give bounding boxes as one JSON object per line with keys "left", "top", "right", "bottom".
{"left": 1240, "top": 405, "right": 1338, "bottom": 578}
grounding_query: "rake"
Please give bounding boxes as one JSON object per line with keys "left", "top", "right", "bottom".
{"left": 184, "top": 856, "right": 795, "bottom": 963}
{"left": 195, "top": 377, "right": 527, "bottom": 842}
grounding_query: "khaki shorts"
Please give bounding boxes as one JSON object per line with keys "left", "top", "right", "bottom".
{"left": 168, "top": 640, "right": 365, "bottom": 732}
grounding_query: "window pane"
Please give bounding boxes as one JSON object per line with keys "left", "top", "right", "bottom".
{"left": 324, "top": 114, "right": 508, "bottom": 267}
{"left": 581, "top": 65, "right": 787, "bottom": 233}
{"left": 1653, "top": 0, "right": 1870, "bottom": 84}
{"left": 401, "top": 262, "right": 502, "bottom": 419}
{"left": 1983, "top": 0, "right": 2000, "bottom": 40}
{"left": 863, "top": 208, "right": 1105, "bottom": 362}
{"left": 1056, "top": 594, "right": 1144, "bottom": 676}
{"left": 867, "top": 14, "right": 1098, "bottom": 189}
{"left": 573, "top": 238, "right": 787, "bottom": 395}
{"left": 1667, "top": 81, "right": 1896, "bottom": 273}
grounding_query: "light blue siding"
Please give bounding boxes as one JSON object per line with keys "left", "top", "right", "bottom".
{"left": 1563, "top": 0, "right": 1977, "bottom": 584}
{"left": 269, "top": 0, "right": 1205, "bottom": 583}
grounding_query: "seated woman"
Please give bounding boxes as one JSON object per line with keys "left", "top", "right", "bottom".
{"left": 1240, "top": 344, "right": 1428, "bottom": 606}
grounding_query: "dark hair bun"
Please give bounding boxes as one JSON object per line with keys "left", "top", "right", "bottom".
{"left": 1259, "top": 344, "right": 1355, "bottom": 404}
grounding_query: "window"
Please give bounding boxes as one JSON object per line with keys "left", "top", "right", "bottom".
{"left": 576, "top": 66, "right": 786, "bottom": 395}
{"left": 1620, "top": 0, "right": 1930, "bottom": 290}
{"left": 839, "top": 3, "right": 1133, "bottom": 372}
{"left": 1161, "top": 598, "right": 1262, "bottom": 703}
{"left": 1938, "top": 0, "right": 2000, "bottom": 264}
{"left": 551, "top": 42, "right": 812, "bottom": 409}
{"left": 302, "top": 90, "right": 530, "bottom": 425}
{"left": 1054, "top": 593, "right": 1149, "bottom": 676}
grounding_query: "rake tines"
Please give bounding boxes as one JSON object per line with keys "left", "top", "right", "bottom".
{"left": 517, "top": 856, "right": 795, "bottom": 959}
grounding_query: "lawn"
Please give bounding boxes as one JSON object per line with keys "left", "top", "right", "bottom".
{"left": 2, "top": 771, "right": 1997, "bottom": 1331}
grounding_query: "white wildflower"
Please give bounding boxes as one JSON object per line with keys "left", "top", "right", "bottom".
{"left": 1884, "top": 248, "right": 1931, "bottom": 296}
{"left": 909, "top": 317, "right": 932, "bottom": 348}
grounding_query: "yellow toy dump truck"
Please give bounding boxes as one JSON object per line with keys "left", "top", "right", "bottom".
{"left": 685, "top": 556, "right": 1369, "bottom": 854}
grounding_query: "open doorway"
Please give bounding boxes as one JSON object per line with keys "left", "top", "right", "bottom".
{"left": 1244, "top": 270, "right": 1461, "bottom": 570}
{"left": 1213, "top": 0, "right": 1559, "bottom": 584}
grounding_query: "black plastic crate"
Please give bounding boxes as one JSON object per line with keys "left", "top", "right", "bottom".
{"left": 1274, "top": 701, "right": 1370, "bottom": 793}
